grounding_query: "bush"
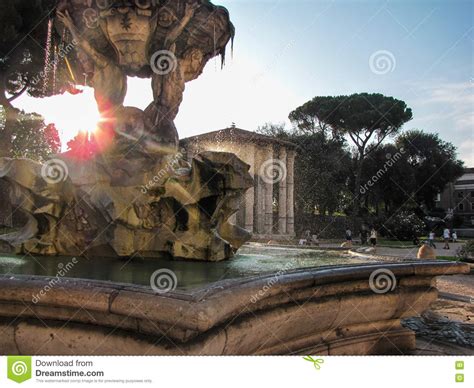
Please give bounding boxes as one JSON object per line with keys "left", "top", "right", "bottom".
{"left": 457, "top": 241, "right": 474, "bottom": 261}
{"left": 382, "top": 211, "right": 426, "bottom": 241}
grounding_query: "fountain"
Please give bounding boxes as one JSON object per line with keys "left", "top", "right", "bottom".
{"left": 0, "top": 0, "right": 251, "bottom": 262}
{"left": 0, "top": 0, "right": 469, "bottom": 356}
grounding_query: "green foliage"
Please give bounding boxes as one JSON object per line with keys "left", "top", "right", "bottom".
{"left": 2, "top": 109, "right": 61, "bottom": 161}
{"left": 358, "top": 130, "right": 464, "bottom": 216}
{"left": 0, "top": 0, "right": 58, "bottom": 157}
{"left": 289, "top": 93, "right": 413, "bottom": 146}
{"left": 396, "top": 130, "right": 465, "bottom": 210}
{"left": 359, "top": 143, "right": 416, "bottom": 215}
{"left": 292, "top": 132, "right": 351, "bottom": 215}
{"left": 0, "top": 0, "right": 57, "bottom": 98}
{"left": 457, "top": 241, "right": 474, "bottom": 261}
{"left": 257, "top": 123, "right": 351, "bottom": 215}
{"left": 382, "top": 211, "right": 426, "bottom": 241}
{"left": 289, "top": 93, "right": 413, "bottom": 215}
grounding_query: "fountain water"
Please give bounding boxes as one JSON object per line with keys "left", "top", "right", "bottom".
{"left": 42, "top": 19, "right": 54, "bottom": 95}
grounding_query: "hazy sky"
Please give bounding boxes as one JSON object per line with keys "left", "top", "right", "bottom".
{"left": 18, "top": 0, "right": 473, "bottom": 165}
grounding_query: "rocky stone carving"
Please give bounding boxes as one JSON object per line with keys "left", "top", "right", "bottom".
{"left": 0, "top": 0, "right": 252, "bottom": 261}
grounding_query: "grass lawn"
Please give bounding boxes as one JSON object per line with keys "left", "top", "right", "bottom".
{"left": 436, "top": 256, "right": 462, "bottom": 262}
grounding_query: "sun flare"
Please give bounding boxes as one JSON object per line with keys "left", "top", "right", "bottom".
{"left": 19, "top": 87, "right": 102, "bottom": 151}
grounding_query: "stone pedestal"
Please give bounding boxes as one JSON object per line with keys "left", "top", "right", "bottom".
{"left": 0, "top": 151, "right": 253, "bottom": 262}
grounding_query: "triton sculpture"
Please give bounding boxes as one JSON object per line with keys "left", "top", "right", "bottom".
{"left": 0, "top": 0, "right": 252, "bottom": 261}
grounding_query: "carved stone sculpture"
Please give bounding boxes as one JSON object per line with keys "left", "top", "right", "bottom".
{"left": 0, "top": 0, "right": 252, "bottom": 261}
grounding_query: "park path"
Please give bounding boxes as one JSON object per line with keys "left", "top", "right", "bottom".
{"left": 317, "top": 242, "right": 465, "bottom": 258}
{"left": 376, "top": 243, "right": 465, "bottom": 258}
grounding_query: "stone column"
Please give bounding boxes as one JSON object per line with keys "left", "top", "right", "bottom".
{"left": 254, "top": 148, "right": 266, "bottom": 234}
{"left": 286, "top": 149, "right": 296, "bottom": 236}
{"left": 264, "top": 145, "right": 274, "bottom": 235}
{"left": 244, "top": 145, "right": 255, "bottom": 233}
{"left": 278, "top": 147, "right": 287, "bottom": 235}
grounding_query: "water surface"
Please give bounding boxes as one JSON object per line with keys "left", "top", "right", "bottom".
{"left": 0, "top": 244, "right": 374, "bottom": 290}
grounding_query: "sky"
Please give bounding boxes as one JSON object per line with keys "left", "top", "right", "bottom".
{"left": 18, "top": 0, "right": 474, "bottom": 165}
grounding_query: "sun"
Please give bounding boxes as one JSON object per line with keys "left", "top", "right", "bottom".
{"left": 55, "top": 89, "right": 102, "bottom": 148}
{"left": 18, "top": 87, "right": 102, "bottom": 151}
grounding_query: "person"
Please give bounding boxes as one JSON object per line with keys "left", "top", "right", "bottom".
{"left": 299, "top": 230, "right": 310, "bottom": 246}
{"left": 369, "top": 228, "right": 377, "bottom": 247}
{"left": 311, "top": 234, "right": 319, "bottom": 246}
{"left": 452, "top": 230, "right": 458, "bottom": 243}
{"left": 443, "top": 228, "right": 450, "bottom": 249}
{"left": 428, "top": 231, "right": 436, "bottom": 248}
{"left": 345, "top": 228, "right": 352, "bottom": 242}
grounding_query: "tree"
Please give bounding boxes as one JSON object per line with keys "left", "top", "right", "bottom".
{"left": 359, "top": 130, "right": 464, "bottom": 219}
{"left": 289, "top": 93, "right": 413, "bottom": 215}
{"left": 0, "top": 0, "right": 57, "bottom": 156}
{"left": 396, "top": 130, "right": 464, "bottom": 210}
{"left": 257, "top": 123, "right": 351, "bottom": 216}
{"left": 0, "top": 108, "right": 61, "bottom": 161}
{"left": 457, "top": 241, "right": 474, "bottom": 261}
{"left": 382, "top": 210, "right": 426, "bottom": 241}
{"left": 359, "top": 143, "right": 416, "bottom": 215}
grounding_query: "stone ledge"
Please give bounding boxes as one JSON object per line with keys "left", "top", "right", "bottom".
{"left": 0, "top": 261, "right": 469, "bottom": 355}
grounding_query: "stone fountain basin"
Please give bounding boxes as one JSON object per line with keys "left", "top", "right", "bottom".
{"left": 0, "top": 261, "right": 469, "bottom": 355}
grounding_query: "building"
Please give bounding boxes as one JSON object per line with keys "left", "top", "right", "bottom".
{"left": 436, "top": 167, "right": 474, "bottom": 235}
{"left": 181, "top": 127, "right": 297, "bottom": 239}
